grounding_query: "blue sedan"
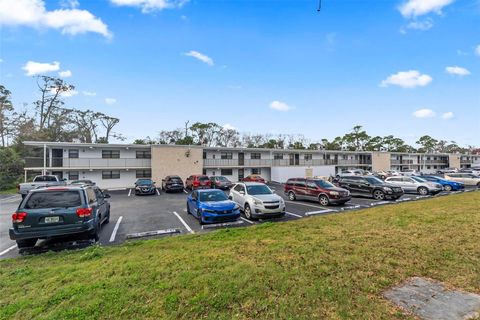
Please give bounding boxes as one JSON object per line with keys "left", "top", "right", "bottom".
{"left": 421, "top": 176, "right": 465, "bottom": 191}
{"left": 187, "top": 189, "right": 241, "bottom": 225}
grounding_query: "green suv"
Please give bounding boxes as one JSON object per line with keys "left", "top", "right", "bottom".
{"left": 9, "top": 186, "right": 111, "bottom": 249}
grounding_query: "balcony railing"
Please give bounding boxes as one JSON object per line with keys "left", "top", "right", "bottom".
{"left": 25, "top": 157, "right": 151, "bottom": 169}
{"left": 203, "top": 158, "right": 371, "bottom": 167}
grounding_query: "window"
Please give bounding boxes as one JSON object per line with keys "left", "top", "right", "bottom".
{"left": 68, "top": 149, "right": 79, "bottom": 158}
{"left": 304, "top": 154, "right": 312, "bottom": 161}
{"left": 221, "top": 152, "right": 233, "bottom": 159}
{"left": 306, "top": 181, "right": 317, "bottom": 189}
{"left": 102, "top": 170, "right": 120, "bottom": 179}
{"left": 102, "top": 150, "right": 120, "bottom": 159}
{"left": 234, "top": 184, "right": 245, "bottom": 193}
{"left": 251, "top": 153, "right": 261, "bottom": 160}
{"left": 203, "top": 151, "right": 207, "bottom": 159}
{"left": 295, "top": 179, "right": 306, "bottom": 187}
{"left": 69, "top": 171, "right": 79, "bottom": 180}
{"left": 23, "top": 191, "right": 82, "bottom": 209}
{"left": 274, "top": 153, "right": 283, "bottom": 160}
{"left": 136, "top": 150, "right": 151, "bottom": 159}
{"left": 94, "top": 188, "right": 105, "bottom": 200}
{"left": 221, "top": 169, "right": 233, "bottom": 176}
{"left": 202, "top": 169, "right": 207, "bottom": 175}
{"left": 136, "top": 170, "right": 151, "bottom": 178}
{"left": 251, "top": 168, "right": 261, "bottom": 175}
{"left": 86, "top": 188, "right": 97, "bottom": 204}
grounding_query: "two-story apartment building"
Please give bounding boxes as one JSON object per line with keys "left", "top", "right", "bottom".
{"left": 22, "top": 141, "right": 478, "bottom": 189}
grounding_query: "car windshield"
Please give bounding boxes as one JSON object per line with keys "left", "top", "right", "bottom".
{"left": 199, "top": 191, "right": 228, "bottom": 202}
{"left": 364, "top": 177, "right": 384, "bottom": 185}
{"left": 247, "top": 185, "right": 272, "bottom": 195}
{"left": 217, "top": 176, "right": 228, "bottom": 181}
{"left": 199, "top": 176, "right": 210, "bottom": 181}
{"left": 136, "top": 179, "right": 152, "bottom": 185}
{"left": 23, "top": 191, "right": 82, "bottom": 209}
{"left": 411, "top": 176, "right": 427, "bottom": 182}
{"left": 314, "top": 180, "right": 335, "bottom": 188}
{"left": 169, "top": 177, "right": 182, "bottom": 183}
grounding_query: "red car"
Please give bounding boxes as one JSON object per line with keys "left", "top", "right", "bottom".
{"left": 185, "top": 175, "right": 211, "bottom": 190}
{"left": 284, "top": 178, "right": 351, "bottom": 206}
{"left": 242, "top": 175, "right": 266, "bottom": 184}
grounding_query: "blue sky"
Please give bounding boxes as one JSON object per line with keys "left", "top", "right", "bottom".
{"left": 0, "top": 0, "right": 479, "bottom": 147}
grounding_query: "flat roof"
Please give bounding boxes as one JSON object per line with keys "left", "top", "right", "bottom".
{"left": 23, "top": 141, "right": 151, "bottom": 148}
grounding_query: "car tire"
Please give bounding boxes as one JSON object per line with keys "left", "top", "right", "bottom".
{"left": 90, "top": 220, "right": 100, "bottom": 242}
{"left": 373, "top": 190, "right": 385, "bottom": 200}
{"left": 244, "top": 204, "right": 254, "bottom": 220}
{"left": 443, "top": 185, "right": 452, "bottom": 192}
{"left": 288, "top": 191, "right": 296, "bottom": 201}
{"left": 319, "top": 195, "right": 330, "bottom": 206}
{"left": 418, "top": 187, "right": 428, "bottom": 195}
{"left": 477, "top": 182, "right": 480, "bottom": 188}
{"left": 16, "top": 238, "right": 37, "bottom": 249}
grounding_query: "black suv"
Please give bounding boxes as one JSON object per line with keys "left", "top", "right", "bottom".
{"left": 10, "top": 186, "right": 110, "bottom": 248}
{"left": 134, "top": 179, "right": 157, "bottom": 195}
{"left": 337, "top": 176, "right": 404, "bottom": 200}
{"left": 161, "top": 175, "right": 185, "bottom": 193}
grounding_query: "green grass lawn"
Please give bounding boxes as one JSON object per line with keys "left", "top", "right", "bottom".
{"left": 1, "top": 193, "right": 479, "bottom": 320}
{"left": 0, "top": 187, "right": 17, "bottom": 195}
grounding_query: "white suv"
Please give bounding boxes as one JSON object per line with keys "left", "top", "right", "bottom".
{"left": 229, "top": 182, "right": 286, "bottom": 220}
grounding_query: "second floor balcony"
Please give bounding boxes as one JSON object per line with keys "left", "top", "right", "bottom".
{"left": 25, "top": 157, "right": 151, "bottom": 169}
{"left": 203, "top": 158, "right": 371, "bottom": 167}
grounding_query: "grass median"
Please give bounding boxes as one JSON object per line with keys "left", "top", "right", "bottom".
{"left": 1, "top": 192, "right": 479, "bottom": 319}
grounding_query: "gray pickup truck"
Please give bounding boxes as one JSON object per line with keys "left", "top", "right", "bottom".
{"left": 18, "top": 175, "right": 67, "bottom": 199}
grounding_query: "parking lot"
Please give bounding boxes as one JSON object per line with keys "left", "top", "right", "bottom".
{"left": 0, "top": 183, "right": 478, "bottom": 260}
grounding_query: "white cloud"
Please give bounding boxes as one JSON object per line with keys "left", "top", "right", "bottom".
{"left": 441, "top": 112, "right": 454, "bottom": 120}
{"left": 475, "top": 45, "right": 480, "bottom": 56}
{"left": 58, "top": 70, "right": 72, "bottom": 77}
{"left": 269, "top": 101, "right": 292, "bottom": 112}
{"left": 445, "top": 66, "right": 470, "bottom": 76}
{"left": 401, "top": 18, "right": 434, "bottom": 32}
{"left": 105, "top": 98, "right": 116, "bottom": 105}
{"left": 380, "top": 70, "right": 432, "bottom": 88}
{"left": 22, "top": 60, "right": 60, "bottom": 76}
{"left": 399, "top": 0, "right": 454, "bottom": 18}
{"left": 413, "top": 108, "right": 436, "bottom": 118}
{"left": 49, "top": 87, "right": 78, "bottom": 97}
{"left": 183, "top": 50, "right": 214, "bottom": 66}
{"left": 0, "top": 58, "right": 3, "bottom": 63}
{"left": 110, "top": 0, "right": 188, "bottom": 13}
{"left": 0, "top": 0, "right": 111, "bottom": 38}
{"left": 82, "top": 91, "right": 97, "bottom": 96}
{"left": 222, "top": 124, "right": 236, "bottom": 131}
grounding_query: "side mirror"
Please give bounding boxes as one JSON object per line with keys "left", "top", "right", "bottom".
{"left": 104, "top": 193, "right": 111, "bottom": 199}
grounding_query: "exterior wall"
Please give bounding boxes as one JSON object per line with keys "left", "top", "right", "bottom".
{"left": 271, "top": 166, "right": 336, "bottom": 183}
{"left": 151, "top": 146, "right": 203, "bottom": 183}
{"left": 372, "top": 152, "right": 391, "bottom": 171}
{"left": 449, "top": 154, "right": 461, "bottom": 169}
{"left": 60, "top": 169, "right": 138, "bottom": 190}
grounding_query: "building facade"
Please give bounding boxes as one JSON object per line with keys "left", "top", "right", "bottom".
{"left": 23, "top": 141, "right": 480, "bottom": 189}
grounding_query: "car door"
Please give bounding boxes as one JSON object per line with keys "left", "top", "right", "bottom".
{"left": 85, "top": 188, "right": 99, "bottom": 221}
{"left": 94, "top": 188, "right": 107, "bottom": 221}
{"left": 401, "top": 177, "right": 417, "bottom": 192}
{"left": 356, "top": 177, "right": 372, "bottom": 195}
{"left": 189, "top": 191, "right": 199, "bottom": 216}
{"left": 295, "top": 179, "right": 307, "bottom": 199}
{"left": 305, "top": 180, "right": 319, "bottom": 199}
{"left": 386, "top": 177, "right": 403, "bottom": 188}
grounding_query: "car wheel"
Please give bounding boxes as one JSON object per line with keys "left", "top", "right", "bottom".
{"left": 443, "top": 185, "right": 452, "bottom": 192}
{"left": 244, "top": 204, "right": 253, "bottom": 220}
{"left": 418, "top": 187, "right": 428, "bottom": 196}
{"left": 16, "top": 238, "right": 37, "bottom": 249}
{"left": 373, "top": 190, "right": 385, "bottom": 200}
{"left": 477, "top": 182, "right": 480, "bottom": 188}
{"left": 90, "top": 220, "right": 100, "bottom": 242}
{"left": 288, "top": 191, "right": 296, "bottom": 201}
{"left": 319, "top": 195, "right": 330, "bottom": 206}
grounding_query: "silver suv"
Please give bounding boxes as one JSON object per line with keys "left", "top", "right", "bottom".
{"left": 229, "top": 182, "right": 286, "bottom": 220}
{"left": 384, "top": 176, "right": 442, "bottom": 195}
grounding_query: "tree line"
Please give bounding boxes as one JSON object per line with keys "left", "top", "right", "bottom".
{"left": 133, "top": 123, "right": 476, "bottom": 154}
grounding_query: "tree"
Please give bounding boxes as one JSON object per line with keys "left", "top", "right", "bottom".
{"left": 99, "top": 114, "right": 120, "bottom": 143}
{"left": 342, "top": 125, "right": 370, "bottom": 151}
{"left": 0, "top": 147, "right": 24, "bottom": 190}
{"left": 416, "top": 135, "right": 438, "bottom": 153}
{"left": 0, "top": 85, "right": 14, "bottom": 147}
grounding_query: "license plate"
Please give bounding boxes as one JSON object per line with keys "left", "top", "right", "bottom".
{"left": 45, "top": 216, "right": 60, "bottom": 223}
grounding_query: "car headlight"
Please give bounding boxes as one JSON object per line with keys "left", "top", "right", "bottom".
{"left": 383, "top": 187, "right": 393, "bottom": 192}
{"left": 330, "top": 191, "right": 339, "bottom": 196}
{"left": 233, "top": 205, "right": 240, "bottom": 211}
{"left": 253, "top": 199, "right": 262, "bottom": 206}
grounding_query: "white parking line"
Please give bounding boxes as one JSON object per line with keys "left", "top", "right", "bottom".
{"left": 305, "top": 209, "right": 337, "bottom": 216}
{"left": 286, "top": 211, "right": 302, "bottom": 218}
{"left": 240, "top": 217, "right": 255, "bottom": 224}
{"left": 126, "top": 228, "right": 180, "bottom": 239}
{"left": 173, "top": 211, "right": 194, "bottom": 234}
{"left": 183, "top": 190, "right": 188, "bottom": 194}
{"left": 156, "top": 189, "right": 160, "bottom": 196}
{"left": 109, "top": 216, "right": 123, "bottom": 242}
{"left": 346, "top": 202, "right": 370, "bottom": 208}
{"left": 0, "top": 245, "right": 17, "bottom": 257}
{"left": 370, "top": 201, "right": 391, "bottom": 206}
{"left": 285, "top": 200, "right": 328, "bottom": 210}
{"left": 127, "top": 189, "right": 132, "bottom": 197}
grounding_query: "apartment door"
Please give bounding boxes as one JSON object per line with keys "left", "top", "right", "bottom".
{"left": 238, "top": 168, "right": 244, "bottom": 181}
{"left": 295, "top": 154, "right": 300, "bottom": 166}
{"left": 289, "top": 154, "right": 294, "bottom": 166}
{"left": 238, "top": 153, "right": 244, "bottom": 166}
{"left": 52, "top": 149, "right": 63, "bottom": 167}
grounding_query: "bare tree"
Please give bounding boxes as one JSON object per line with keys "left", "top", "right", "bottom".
{"left": 0, "top": 85, "right": 14, "bottom": 147}
{"left": 99, "top": 115, "right": 120, "bottom": 143}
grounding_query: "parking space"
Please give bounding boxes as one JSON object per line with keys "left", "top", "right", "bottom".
{"left": 1, "top": 184, "right": 478, "bottom": 260}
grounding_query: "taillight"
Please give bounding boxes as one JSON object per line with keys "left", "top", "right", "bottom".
{"left": 193, "top": 181, "right": 200, "bottom": 186}
{"left": 12, "top": 212, "right": 27, "bottom": 223}
{"left": 76, "top": 208, "right": 93, "bottom": 218}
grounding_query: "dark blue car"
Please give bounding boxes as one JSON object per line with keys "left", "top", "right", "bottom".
{"left": 187, "top": 189, "right": 241, "bottom": 225}
{"left": 422, "top": 176, "right": 465, "bottom": 191}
